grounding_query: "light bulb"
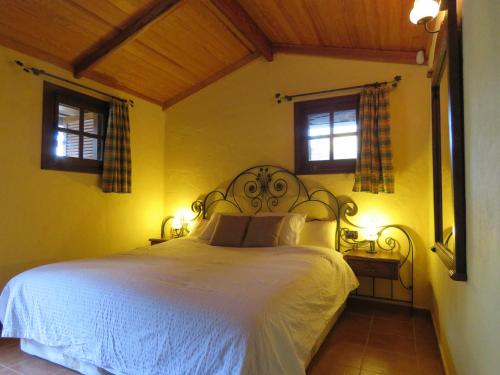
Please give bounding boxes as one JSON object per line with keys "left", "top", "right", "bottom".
{"left": 410, "top": 0, "right": 440, "bottom": 25}
{"left": 172, "top": 214, "right": 183, "bottom": 230}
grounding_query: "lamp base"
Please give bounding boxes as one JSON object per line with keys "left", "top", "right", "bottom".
{"left": 365, "top": 241, "right": 378, "bottom": 254}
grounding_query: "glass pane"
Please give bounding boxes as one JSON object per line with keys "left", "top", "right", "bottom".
{"left": 308, "top": 138, "right": 330, "bottom": 161}
{"left": 333, "top": 135, "right": 357, "bottom": 160}
{"left": 56, "top": 131, "right": 79, "bottom": 158}
{"left": 307, "top": 113, "right": 330, "bottom": 136}
{"left": 84, "top": 111, "right": 101, "bottom": 135}
{"left": 83, "top": 136, "right": 99, "bottom": 160}
{"left": 58, "top": 104, "right": 80, "bottom": 131}
{"left": 333, "top": 109, "right": 357, "bottom": 134}
{"left": 440, "top": 63, "right": 455, "bottom": 253}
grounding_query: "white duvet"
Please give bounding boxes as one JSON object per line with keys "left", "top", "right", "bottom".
{"left": 0, "top": 238, "right": 358, "bottom": 375}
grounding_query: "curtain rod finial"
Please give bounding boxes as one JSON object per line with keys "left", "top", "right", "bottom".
{"left": 392, "top": 75, "right": 402, "bottom": 88}
{"left": 14, "top": 59, "right": 133, "bottom": 105}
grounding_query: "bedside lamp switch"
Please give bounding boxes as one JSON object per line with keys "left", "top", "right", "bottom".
{"left": 345, "top": 230, "right": 358, "bottom": 239}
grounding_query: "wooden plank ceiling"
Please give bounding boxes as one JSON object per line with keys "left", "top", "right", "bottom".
{"left": 0, "top": 0, "right": 430, "bottom": 108}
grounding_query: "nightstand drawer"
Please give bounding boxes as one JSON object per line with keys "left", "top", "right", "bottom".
{"left": 346, "top": 259, "right": 399, "bottom": 280}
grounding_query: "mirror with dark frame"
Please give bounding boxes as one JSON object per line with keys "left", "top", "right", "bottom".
{"left": 430, "top": 0, "right": 466, "bottom": 281}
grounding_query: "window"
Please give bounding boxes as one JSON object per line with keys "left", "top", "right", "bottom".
{"left": 42, "top": 82, "right": 109, "bottom": 174}
{"left": 294, "top": 94, "right": 359, "bottom": 175}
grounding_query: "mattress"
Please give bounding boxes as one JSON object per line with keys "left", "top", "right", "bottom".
{"left": 0, "top": 238, "right": 358, "bottom": 375}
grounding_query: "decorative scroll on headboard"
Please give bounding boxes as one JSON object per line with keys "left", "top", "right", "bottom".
{"left": 189, "top": 165, "right": 414, "bottom": 304}
{"left": 191, "top": 165, "right": 343, "bottom": 246}
{"left": 192, "top": 165, "right": 339, "bottom": 218}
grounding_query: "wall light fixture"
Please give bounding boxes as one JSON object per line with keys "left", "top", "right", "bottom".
{"left": 410, "top": 0, "right": 442, "bottom": 34}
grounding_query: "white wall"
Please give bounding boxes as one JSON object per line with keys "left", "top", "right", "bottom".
{"left": 429, "top": 0, "right": 500, "bottom": 374}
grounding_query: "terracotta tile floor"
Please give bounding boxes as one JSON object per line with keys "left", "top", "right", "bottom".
{"left": 0, "top": 299, "right": 443, "bottom": 375}
{"left": 307, "top": 299, "right": 444, "bottom": 375}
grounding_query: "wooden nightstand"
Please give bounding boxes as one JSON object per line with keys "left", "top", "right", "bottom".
{"left": 343, "top": 249, "right": 400, "bottom": 280}
{"left": 149, "top": 238, "right": 168, "bottom": 246}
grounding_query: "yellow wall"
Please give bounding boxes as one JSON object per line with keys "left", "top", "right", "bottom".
{"left": 428, "top": 0, "right": 500, "bottom": 374}
{"left": 1, "top": 2, "right": 496, "bottom": 371}
{"left": 164, "top": 54, "right": 433, "bottom": 308}
{"left": 0, "top": 46, "right": 165, "bottom": 288}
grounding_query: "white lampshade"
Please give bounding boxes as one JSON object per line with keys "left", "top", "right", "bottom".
{"left": 172, "top": 214, "right": 183, "bottom": 230}
{"left": 410, "top": 0, "right": 440, "bottom": 25}
{"left": 364, "top": 223, "right": 379, "bottom": 242}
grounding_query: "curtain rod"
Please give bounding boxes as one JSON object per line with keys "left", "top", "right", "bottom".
{"left": 275, "top": 75, "right": 402, "bottom": 104}
{"left": 14, "top": 60, "right": 134, "bottom": 107}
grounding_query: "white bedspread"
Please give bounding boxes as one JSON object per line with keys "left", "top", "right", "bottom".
{"left": 0, "top": 238, "right": 358, "bottom": 375}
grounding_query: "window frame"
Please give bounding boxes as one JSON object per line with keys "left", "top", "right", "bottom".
{"left": 41, "top": 82, "right": 109, "bottom": 174}
{"left": 294, "top": 94, "right": 360, "bottom": 175}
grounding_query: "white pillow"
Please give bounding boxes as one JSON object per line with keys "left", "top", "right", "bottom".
{"left": 298, "top": 221, "right": 336, "bottom": 249}
{"left": 255, "top": 212, "right": 307, "bottom": 246}
{"left": 188, "top": 219, "right": 208, "bottom": 238}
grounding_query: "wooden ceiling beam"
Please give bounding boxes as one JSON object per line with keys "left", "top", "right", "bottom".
{"left": 163, "top": 52, "right": 258, "bottom": 109}
{"left": 209, "top": 0, "right": 273, "bottom": 62}
{"left": 274, "top": 43, "right": 419, "bottom": 65}
{"left": 73, "top": 0, "right": 182, "bottom": 78}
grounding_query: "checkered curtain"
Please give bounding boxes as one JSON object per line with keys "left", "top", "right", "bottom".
{"left": 352, "top": 85, "right": 394, "bottom": 194}
{"left": 102, "top": 99, "right": 131, "bottom": 193}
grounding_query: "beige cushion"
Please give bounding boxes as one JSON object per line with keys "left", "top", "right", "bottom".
{"left": 199, "top": 212, "right": 244, "bottom": 241}
{"left": 209, "top": 215, "right": 251, "bottom": 247}
{"left": 254, "top": 212, "right": 307, "bottom": 245}
{"left": 242, "top": 216, "right": 285, "bottom": 247}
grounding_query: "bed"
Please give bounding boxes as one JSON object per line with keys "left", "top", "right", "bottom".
{"left": 0, "top": 165, "right": 359, "bottom": 375}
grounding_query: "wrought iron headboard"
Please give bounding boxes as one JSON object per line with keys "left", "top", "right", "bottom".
{"left": 191, "top": 165, "right": 338, "bottom": 217}
{"left": 190, "top": 165, "right": 349, "bottom": 251}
